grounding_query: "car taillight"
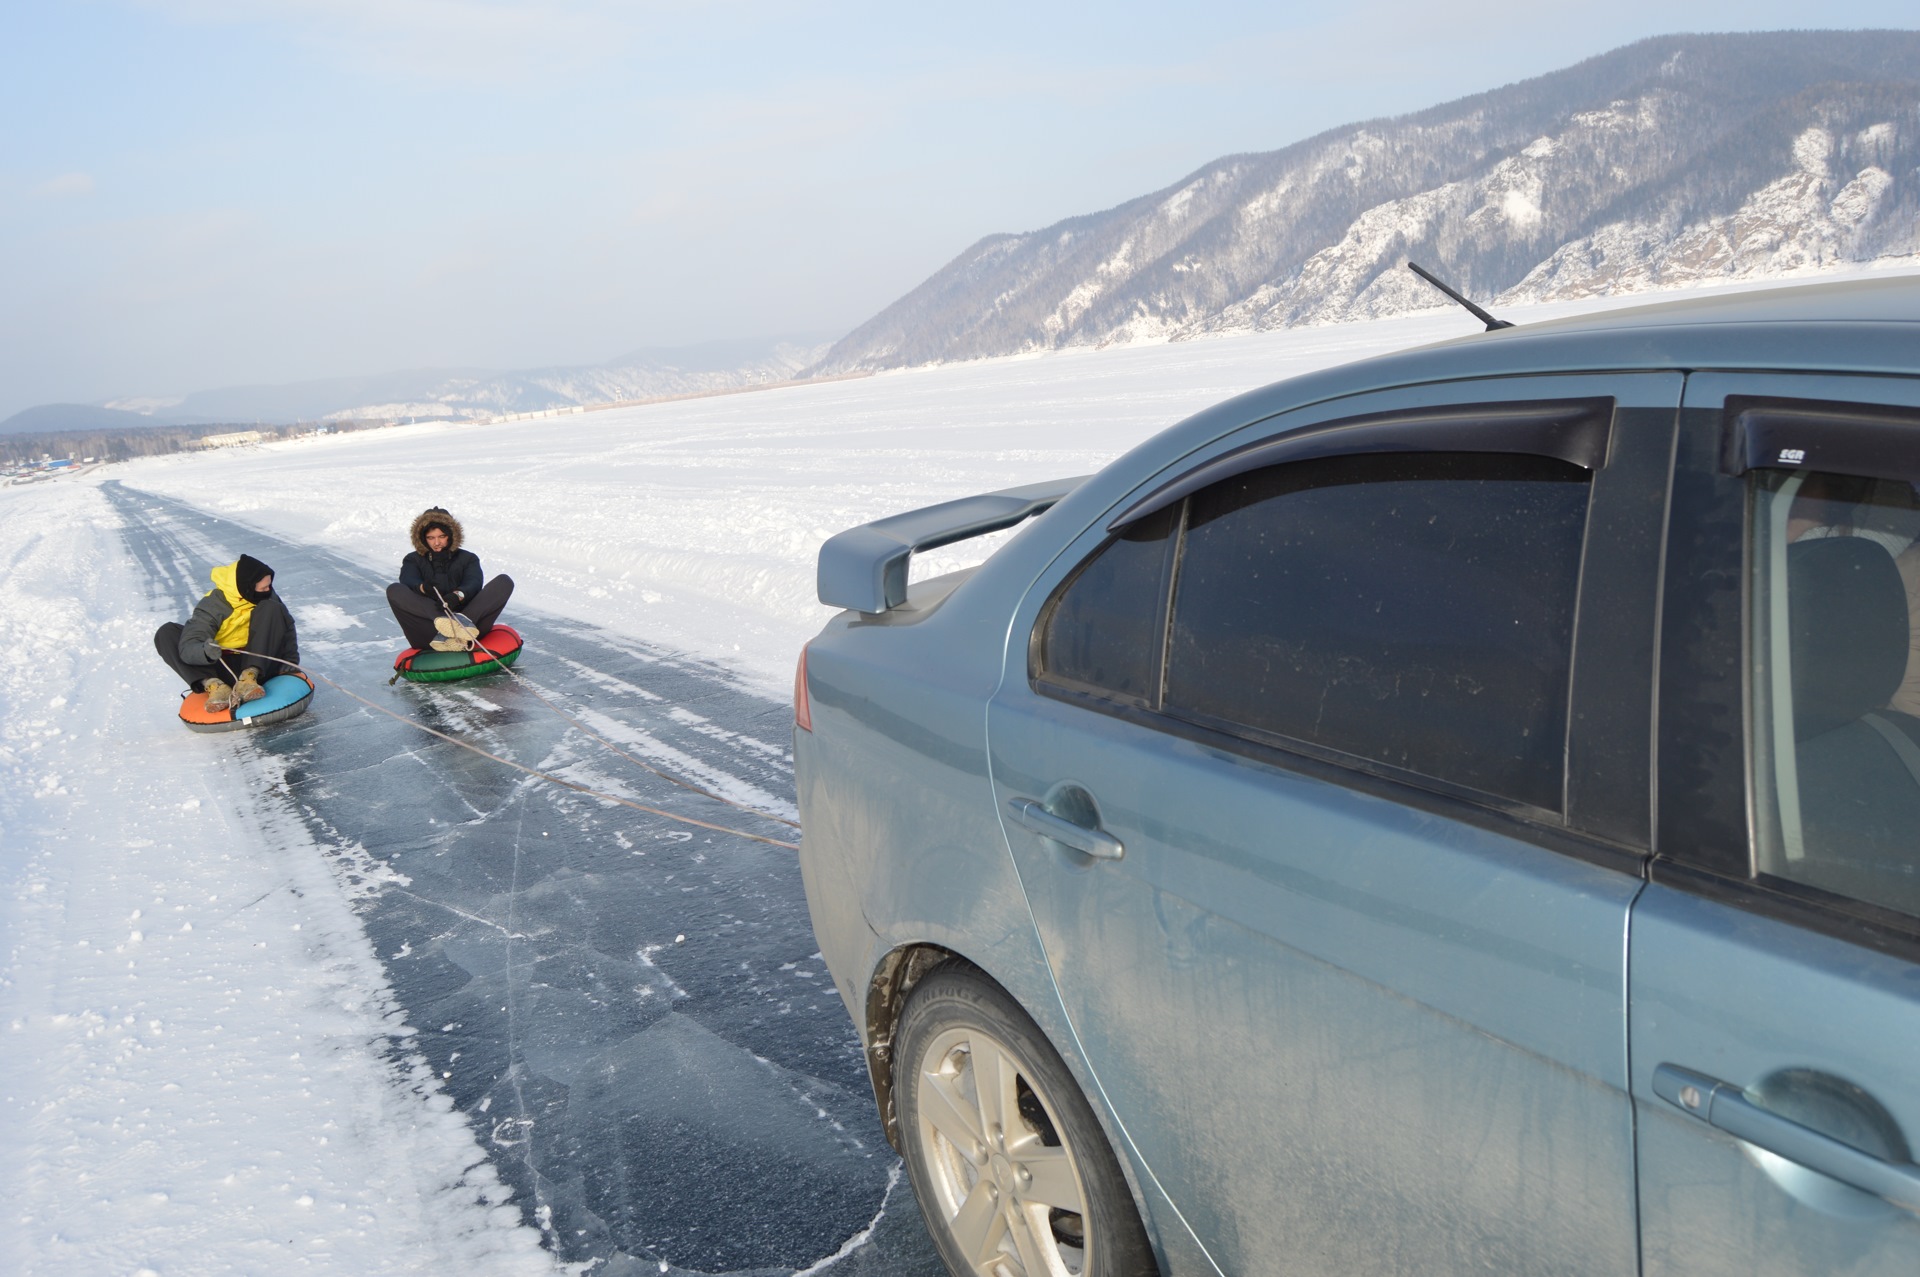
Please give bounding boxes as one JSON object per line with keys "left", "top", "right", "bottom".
{"left": 794, "top": 644, "right": 813, "bottom": 732}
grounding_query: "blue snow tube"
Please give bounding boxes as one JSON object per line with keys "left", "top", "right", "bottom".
{"left": 179, "top": 672, "right": 315, "bottom": 732}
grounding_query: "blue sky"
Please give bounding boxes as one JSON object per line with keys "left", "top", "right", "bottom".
{"left": 2, "top": 2, "right": 1917, "bottom": 418}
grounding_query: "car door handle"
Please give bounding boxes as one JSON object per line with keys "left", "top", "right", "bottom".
{"left": 1006, "top": 797, "right": 1124, "bottom": 860}
{"left": 1653, "top": 1063, "right": 1920, "bottom": 1212}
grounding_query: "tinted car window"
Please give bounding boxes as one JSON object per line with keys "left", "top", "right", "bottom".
{"left": 1038, "top": 506, "right": 1175, "bottom": 701}
{"left": 1750, "top": 468, "right": 1920, "bottom": 917}
{"left": 1165, "top": 452, "right": 1590, "bottom": 810}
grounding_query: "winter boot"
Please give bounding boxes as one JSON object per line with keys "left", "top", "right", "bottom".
{"left": 435, "top": 613, "right": 481, "bottom": 645}
{"left": 203, "top": 678, "right": 233, "bottom": 711}
{"left": 234, "top": 669, "right": 266, "bottom": 703}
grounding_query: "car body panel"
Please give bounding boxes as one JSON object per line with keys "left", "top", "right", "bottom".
{"left": 794, "top": 567, "right": 1229, "bottom": 1274}
{"left": 987, "top": 698, "right": 1645, "bottom": 1274}
{"left": 796, "top": 576, "right": 1053, "bottom": 1027}
{"left": 1630, "top": 885, "right": 1920, "bottom": 1276}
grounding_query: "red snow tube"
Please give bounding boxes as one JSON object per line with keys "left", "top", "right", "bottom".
{"left": 393, "top": 625, "right": 524, "bottom": 683}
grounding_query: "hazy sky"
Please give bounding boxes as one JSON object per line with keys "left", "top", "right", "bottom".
{"left": 2, "top": 2, "right": 1917, "bottom": 418}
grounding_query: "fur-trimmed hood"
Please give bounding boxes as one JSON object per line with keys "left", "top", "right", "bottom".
{"left": 409, "top": 508, "right": 465, "bottom": 555}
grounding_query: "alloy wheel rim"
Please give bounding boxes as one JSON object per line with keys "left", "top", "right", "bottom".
{"left": 914, "top": 1025, "right": 1091, "bottom": 1277}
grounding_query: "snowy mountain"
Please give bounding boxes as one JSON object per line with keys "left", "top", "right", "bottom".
{"left": 0, "top": 402, "right": 178, "bottom": 435}
{"left": 88, "top": 336, "right": 835, "bottom": 427}
{"left": 810, "top": 31, "right": 1920, "bottom": 372}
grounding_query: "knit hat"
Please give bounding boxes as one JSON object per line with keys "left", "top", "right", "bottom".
{"left": 235, "top": 554, "right": 275, "bottom": 603}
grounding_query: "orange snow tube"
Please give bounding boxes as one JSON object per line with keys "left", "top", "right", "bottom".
{"left": 179, "top": 672, "right": 315, "bottom": 732}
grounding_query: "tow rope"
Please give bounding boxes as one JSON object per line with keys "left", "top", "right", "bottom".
{"left": 232, "top": 648, "right": 801, "bottom": 852}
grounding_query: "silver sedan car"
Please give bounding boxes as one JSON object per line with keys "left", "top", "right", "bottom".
{"left": 794, "top": 276, "right": 1920, "bottom": 1277}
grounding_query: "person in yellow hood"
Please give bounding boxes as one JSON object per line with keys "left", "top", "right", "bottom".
{"left": 153, "top": 554, "right": 300, "bottom": 710}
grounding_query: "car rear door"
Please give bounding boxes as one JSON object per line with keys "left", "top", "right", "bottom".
{"left": 1635, "top": 374, "right": 1920, "bottom": 1275}
{"left": 986, "top": 374, "right": 1681, "bottom": 1275}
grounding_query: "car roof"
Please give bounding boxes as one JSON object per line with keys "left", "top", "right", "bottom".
{"left": 1214, "top": 274, "right": 1920, "bottom": 432}
{"left": 1500, "top": 272, "right": 1920, "bottom": 334}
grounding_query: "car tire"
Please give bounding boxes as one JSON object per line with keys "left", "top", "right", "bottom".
{"left": 895, "top": 963, "right": 1158, "bottom": 1277}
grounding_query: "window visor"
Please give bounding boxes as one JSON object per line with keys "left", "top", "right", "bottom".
{"left": 1108, "top": 398, "right": 1614, "bottom": 532}
{"left": 1724, "top": 396, "right": 1920, "bottom": 484}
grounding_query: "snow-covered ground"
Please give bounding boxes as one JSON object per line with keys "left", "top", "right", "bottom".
{"left": 4, "top": 275, "right": 1911, "bottom": 1273}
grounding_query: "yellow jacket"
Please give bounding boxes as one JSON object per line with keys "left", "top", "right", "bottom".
{"left": 206, "top": 561, "right": 256, "bottom": 649}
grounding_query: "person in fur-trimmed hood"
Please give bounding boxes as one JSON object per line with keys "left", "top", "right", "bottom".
{"left": 386, "top": 506, "right": 516, "bottom": 651}
{"left": 154, "top": 554, "right": 301, "bottom": 710}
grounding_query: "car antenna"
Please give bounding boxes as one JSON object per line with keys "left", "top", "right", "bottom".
{"left": 1407, "top": 261, "right": 1514, "bottom": 331}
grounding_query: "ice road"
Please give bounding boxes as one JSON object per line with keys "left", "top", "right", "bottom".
{"left": 105, "top": 483, "right": 943, "bottom": 1275}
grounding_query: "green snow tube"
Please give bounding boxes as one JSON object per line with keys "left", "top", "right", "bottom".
{"left": 393, "top": 625, "right": 524, "bottom": 683}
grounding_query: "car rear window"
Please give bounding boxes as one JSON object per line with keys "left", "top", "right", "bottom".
{"left": 1164, "top": 452, "right": 1590, "bottom": 810}
{"left": 1037, "top": 506, "right": 1175, "bottom": 704}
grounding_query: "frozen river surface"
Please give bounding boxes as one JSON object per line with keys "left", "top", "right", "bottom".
{"left": 106, "top": 482, "right": 942, "bottom": 1276}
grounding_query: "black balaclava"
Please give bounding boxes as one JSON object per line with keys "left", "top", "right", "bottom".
{"left": 235, "top": 554, "right": 275, "bottom": 603}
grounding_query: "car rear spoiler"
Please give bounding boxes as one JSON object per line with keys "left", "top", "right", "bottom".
{"left": 817, "top": 475, "right": 1088, "bottom": 613}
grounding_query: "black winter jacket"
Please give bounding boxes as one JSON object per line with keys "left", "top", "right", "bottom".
{"left": 400, "top": 548, "right": 483, "bottom": 603}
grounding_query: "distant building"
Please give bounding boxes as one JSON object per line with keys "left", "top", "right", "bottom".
{"left": 197, "top": 430, "right": 265, "bottom": 448}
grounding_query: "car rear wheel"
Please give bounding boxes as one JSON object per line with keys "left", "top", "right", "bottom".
{"left": 895, "top": 964, "right": 1157, "bottom": 1277}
